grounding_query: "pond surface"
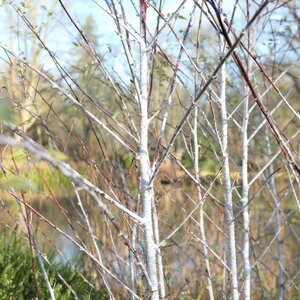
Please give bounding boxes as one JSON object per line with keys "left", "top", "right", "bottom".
{"left": 1, "top": 196, "right": 81, "bottom": 263}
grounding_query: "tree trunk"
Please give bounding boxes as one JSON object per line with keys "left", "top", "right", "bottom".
{"left": 219, "top": 34, "right": 239, "bottom": 300}
{"left": 139, "top": 4, "right": 159, "bottom": 297}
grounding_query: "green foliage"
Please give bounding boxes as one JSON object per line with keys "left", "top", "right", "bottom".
{"left": 181, "top": 152, "right": 193, "bottom": 169}
{"left": 199, "top": 158, "right": 217, "bottom": 175}
{"left": 0, "top": 98, "right": 13, "bottom": 122}
{"left": 0, "top": 175, "right": 37, "bottom": 192}
{"left": 0, "top": 146, "right": 72, "bottom": 193}
{"left": 10, "top": 148, "right": 27, "bottom": 162}
{"left": 48, "top": 150, "right": 68, "bottom": 161}
{"left": 0, "top": 229, "right": 108, "bottom": 299}
{"left": 120, "top": 153, "right": 134, "bottom": 169}
{"left": 30, "top": 167, "right": 73, "bottom": 194}
{"left": 0, "top": 166, "right": 72, "bottom": 195}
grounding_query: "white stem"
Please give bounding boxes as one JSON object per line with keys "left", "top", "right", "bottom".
{"left": 32, "top": 236, "right": 56, "bottom": 300}
{"left": 130, "top": 224, "right": 137, "bottom": 300}
{"left": 241, "top": 18, "right": 253, "bottom": 295}
{"left": 194, "top": 106, "right": 214, "bottom": 300}
{"left": 266, "top": 130, "right": 284, "bottom": 300}
{"left": 139, "top": 24, "right": 159, "bottom": 298}
{"left": 14, "top": 191, "right": 56, "bottom": 300}
{"left": 152, "top": 195, "right": 166, "bottom": 298}
{"left": 74, "top": 186, "right": 114, "bottom": 299}
{"left": 219, "top": 34, "right": 239, "bottom": 299}
{"left": 241, "top": 85, "right": 251, "bottom": 300}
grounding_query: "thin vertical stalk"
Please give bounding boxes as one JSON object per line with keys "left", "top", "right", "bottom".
{"left": 15, "top": 193, "right": 55, "bottom": 300}
{"left": 31, "top": 235, "right": 56, "bottom": 300}
{"left": 74, "top": 187, "right": 114, "bottom": 299}
{"left": 139, "top": 2, "right": 159, "bottom": 299}
{"left": 152, "top": 196, "right": 166, "bottom": 298}
{"left": 266, "top": 130, "right": 284, "bottom": 300}
{"left": 219, "top": 33, "right": 239, "bottom": 299}
{"left": 241, "top": 84, "right": 251, "bottom": 300}
{"left": 241, "top": 3, "right": 252, "bottom": 298}
{"left": 130, "top": 224, "right": 137, "bottom": 300}
{"left": 194, "top": 106, "right": 214, "bottom": 299}
{"left": 193, "top": 8, "right": 214, "bottom": 298}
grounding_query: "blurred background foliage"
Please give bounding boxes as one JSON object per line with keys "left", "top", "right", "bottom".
{"left": 0, "top": 0, "right": 299, "bottom": 298}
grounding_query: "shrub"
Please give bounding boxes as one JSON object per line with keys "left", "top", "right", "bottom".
{"left": 0, "top": 229, "right": 107, "bottom": 299}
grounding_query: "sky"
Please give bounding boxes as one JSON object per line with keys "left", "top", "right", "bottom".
{"left": 0, "top": 0, "right": 297, "bottom": 85}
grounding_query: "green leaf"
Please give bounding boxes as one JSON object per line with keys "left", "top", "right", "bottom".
{"left": 48, "top": 150, "right": 68, "bottom": 161}
{"left": 121, "top": 153, "right": 134, "bottom": 169}
{"left": 0, "top": 99, "right": 13, "bottom": 122}
{"left": 0, "top": 175, "right": 37, "bottom": 192}
{"left": 11, "top": 148, "right": 27, "bottom": 162}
